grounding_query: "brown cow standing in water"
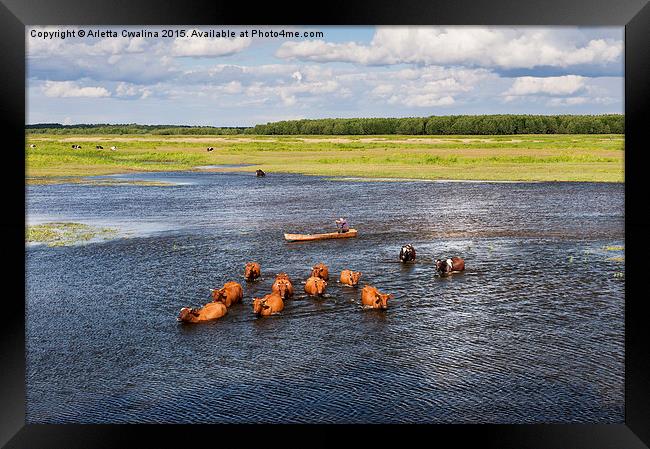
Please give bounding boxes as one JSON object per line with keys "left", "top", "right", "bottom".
{"left": 244, "top": 262, "right": 261, "bottom": 281}
{"left": 211, "top": 281, "right": 243, "bottom": 307}
{"left": 340, "top": 270, "right": 362, "bottom": 287}
{"left": 177, "top": 302, "right": 227, "bottom": 323}
{"left": 435, "top": 257, "right": 465, "bottom": 276}
{"left": 310, "top": 263, "right": 329, "bottom": 280}
{"left": 256, "top": 169, "right": 265, "bottom": 177}
{"left": 272, "top": 273, "right": 294, "bottom": 300}
{"left": 304, "top": 276, "right": 327, "bottom": 296}
{"left": 252, "top": 292, "right": 284, "bottom": 316}
{"left": 361, "top": 285, "right": 393, "bottom": 310}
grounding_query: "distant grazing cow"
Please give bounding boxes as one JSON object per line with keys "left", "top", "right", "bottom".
{"left": 29, "top": 144, "right": 36, "bottom": 148}
{"left": 304, "top": 276, "right": 327, "bottom": 296}
{"left": 272, "top": 273, "right": 294, "bottom": 300}
{"left": 110, "top": 146, "right": 117, "bottom": 151}
{"left": 96, "top": 145, "right": 103, "bottom": 149}
{"left": 244, "top": 262, "right": 261, "bottom": 281}
{"left": 71, "top": 144, "right": 81, "bottom": 149}
{"left": 340, "top": 270, "right": 362, "bottom": 287}
{"left": 256, "top": 169, "right": 266, "bottom": 177}
{"left": 310, "top": 263, "right": 329, "bottom": 281}
{"left": 177, "top": 302, "right": 227, "bottom": 323}
{"left": 252, "top": 292, "right": 284, "bottom": 316}
{"left": 361, "top": 285, "right": 392, "bottom": 310}
{"left": 435, "top": 257, "right": 465, "bottom": 276}
{"left": 399, "top": 244, "right": 416, "bottom": 262}
{"left": 207, "top": 147, "right": 214, "bottom": 152}
{"left": 210, "top": 281, "right": 243, "bottom": 307}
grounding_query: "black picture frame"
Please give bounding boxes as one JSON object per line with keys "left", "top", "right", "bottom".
{"left": 3, "top": 0, "right": 649, "bottom": 447}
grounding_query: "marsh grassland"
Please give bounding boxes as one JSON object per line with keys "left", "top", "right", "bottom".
{"left": 26, "top": 133, "right": 624, "bottom": 182}
{"left": 26, "top": 222, "right": 118, "bottom": 247}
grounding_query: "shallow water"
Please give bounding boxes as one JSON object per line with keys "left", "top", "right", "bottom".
{"left": 26, "top": 171, "right": 624, "bottom": 423}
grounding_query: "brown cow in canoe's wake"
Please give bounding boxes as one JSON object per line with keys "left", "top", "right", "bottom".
{"left": 304, "top": 276, "right": 327, "bottom": 296}
{"left": 361, "top": 285, "right": 393, "bottom": 310}
{"left": 252, "top": 292, "right": 284, "bottom": 316}
{"left": 244, "top": 262, "right": 261, "bottom": 281}
{"left": 435, "top": 257, "right": 465, "bottom": 276}
{"left": 177, "top": 302, "right": 227, "bottom": 323}
{"left": 211, "top": 281, "right": 243, "bottom": 307}
{"left": 340, "top": 270, "right": 362, "bottom": 287}
{"left": 310, "top": 263, "right": 329, "bottom": 281}
{"left": 272, "top": 273, "right": 294, "bottom": 300}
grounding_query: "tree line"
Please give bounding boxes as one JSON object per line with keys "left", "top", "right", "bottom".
{"left": 250, "top": 114, "right": 623, "bottom": 135}
{"left": 26, "top": 114, "right": 623, "bottom": 135}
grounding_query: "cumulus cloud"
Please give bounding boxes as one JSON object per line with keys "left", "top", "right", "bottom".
{"left": 42, "top": 80, "right": 110, "bottom": 98}
{"left": 115, "top": 82, "right": 152, "bottom": 99}
{"left": 276, "top": 27, "right": 622, "bottom": 69}
{"left": 170, "top": 35, "right": 251, "bottom": 57}
{"left": 547, "top": 96, "right": 617, "bottom": 106}
{"left": 505, "top": 75, "right": 587, "bottom": 97}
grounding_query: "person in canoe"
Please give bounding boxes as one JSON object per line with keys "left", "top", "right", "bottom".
{"left": 335, "top": 217, "right": 350, "bottom": 233}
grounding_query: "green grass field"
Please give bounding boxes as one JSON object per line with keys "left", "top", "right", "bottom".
{"left": 25, "top": 133, "right": 624, "bottom": 183}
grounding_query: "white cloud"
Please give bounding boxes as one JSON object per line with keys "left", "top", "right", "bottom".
{"left": 392, "top": 94, "right": 455, "bottom": 107}
{"left": 170, "top": 35, "right": 251, "bottom": 57}
{"left": 547, "top": 96, "right": 617, "bottom": 106}
{"left": 42, "top": 81, "right": 110, "bottom": 98}
{"left": 505, "top": 75, "right": 587, "bottom": 97}
{"left": 276, "top": 27, "right": 622, "bottom": 69}
{"left": 115, "top": 82, "right": 152, "bottom": 99}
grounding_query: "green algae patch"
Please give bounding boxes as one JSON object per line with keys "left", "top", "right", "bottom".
{"left": 26, "top": 222, "right": 119, "bottom": 247}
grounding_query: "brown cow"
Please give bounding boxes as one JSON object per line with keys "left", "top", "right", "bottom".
{"left": 244, "top": 262, "right": 261, "bottom": 281}
{"left": 272, "top": 273, "right": 294, "bottom": 300}
{"left": 310, "top": 263, "right": 329, "bottom": 280}
{"left": 361, "top": 285, "right": 393, "bottom": 310}
{"left": 252, "top": 292, "right": 284, "bottom": 316}
{"left": 340, "top": 270, "right": 362, "bottom": 287}
{"left": 177, "top": 302, "right": 228, "bottom": 323}
{"left": 211, "top": 281, "right": 243, "bottom": 307}
{"left": 304, "top": 276, "right": 327, "bottom": 296}
{"left": 435, "top": 257, "right": 465, "bottom": 276}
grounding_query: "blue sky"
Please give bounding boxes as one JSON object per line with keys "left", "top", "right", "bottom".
{"left": 26, "top": 26, "right": 623, "bottom": 126}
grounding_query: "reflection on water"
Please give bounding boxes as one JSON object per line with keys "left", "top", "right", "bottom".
{"left": 26, "top": 172, "right": 624, "bottom": 423}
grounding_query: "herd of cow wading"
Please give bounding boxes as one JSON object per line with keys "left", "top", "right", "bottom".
{"left": 177, "top": 243, "right": 466, "bottom": 323}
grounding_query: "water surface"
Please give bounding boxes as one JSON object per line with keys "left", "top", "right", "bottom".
{"left": 26, "top": 171, "right": 625, "bottom": 423}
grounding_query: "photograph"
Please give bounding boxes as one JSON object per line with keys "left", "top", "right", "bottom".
{"left": 25, "top": 24, "right": 626, "bottom": 425}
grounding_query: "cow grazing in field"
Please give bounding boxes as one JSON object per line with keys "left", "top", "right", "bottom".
{"left": 304, "top": 276, "right": 327, "bottom": 296}
{"left": 244, "top": 262, "right": 261, "bottom": 281}
{"left": 207, "top": 147, "right": 214, "bottom": 152}
{"left": 211, "top": 281, "right": 243, "bottom": 307}
{"left": 310, "top": 263, "right": 329, "bottom": 281}
{"left": 29, "top": 144, "right": 36, "bottom": 148}
{"left": 96, "top": 145, "right": 104, "bottom": 149}
{"left": 252, "top": 292, "right": 284, "bottom": 316}
{"left": 361, "top": 285, "right": 392, "bottom": 310}
{"left": 272, "top": 273, "right": 294, "bottom": 300}
{"left": 177, "top": 302, "right": 227, "bottom": 323}
{"left": 110, "top": 146, "right": 117, "bottom": 151}
{"left": 435, "top": 257, "right": 465, "bottom": 276}
{"left": 71, "top": 144, "right": 81, "bottom": 149}
{"left": 399, "top": 244, "right": 416, "bottom": 262}
{"left": 340, "top": 270, "right": 362, "bottom": 287}
{"left": 256, "top": 169, "right": 266, "bottom": 177}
